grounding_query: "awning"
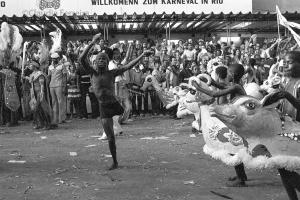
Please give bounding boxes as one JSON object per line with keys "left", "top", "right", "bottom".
{"left": 1, "top": 12, "right": 299, "bottom": 37}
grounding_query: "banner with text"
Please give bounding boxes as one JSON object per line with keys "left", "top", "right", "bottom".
{"left": 0, "top": 0, "right": 252, "bottom": 16}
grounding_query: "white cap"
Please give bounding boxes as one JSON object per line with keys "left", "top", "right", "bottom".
{"left": 51, "top": 53, "right": 60, "bottom": 59}
{"left": 279, "top": 59, "right": 284, "bottom": 67}
{"left": 64, "top": 62, "right": 71, "bottom": 66}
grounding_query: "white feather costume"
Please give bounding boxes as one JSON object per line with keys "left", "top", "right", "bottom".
{"left": 49, "top": 28, "right": 62, "bottom": 54}
{"left": 0, "top": 22, "right": 23, "bottom": 67}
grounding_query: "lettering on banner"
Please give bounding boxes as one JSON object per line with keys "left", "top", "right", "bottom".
{"left": 143, "top": 0, "right": 158, "bottom": 5}
{"left": 0, "top": 1, "right": 5, "bottom": 7}
{"left": 3, "top": 0, "right": 250, "bottom": 17}
{"left": 90, "top": 0, "right": 227, "bottom": 5}
{"left": 211, "top": 0, "right": 223, "bottom": 4}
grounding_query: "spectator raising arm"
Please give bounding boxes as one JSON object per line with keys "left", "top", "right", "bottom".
{"left": 79, "top": 33, "right": 102, "bottom": 74}
{"left": 113, "top": 50, "right": 153, "bottom": 77}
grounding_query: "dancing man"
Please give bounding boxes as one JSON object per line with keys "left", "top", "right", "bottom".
{"left": 79, "top": 33, "right": 152, "bottom": 170}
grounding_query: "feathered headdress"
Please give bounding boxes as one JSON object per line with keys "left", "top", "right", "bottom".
{"left": 38, "top": 41, "right": 50, "bottom": 65}
{"left": 0, "top": 22, "right": 23, "bottom": 67}
{"left": 49, "top": 28, "right": 62, "bottom": 54}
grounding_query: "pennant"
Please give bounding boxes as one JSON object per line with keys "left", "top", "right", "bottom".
{"left": 276, "top": 5, "right": 300, "bottom": 47}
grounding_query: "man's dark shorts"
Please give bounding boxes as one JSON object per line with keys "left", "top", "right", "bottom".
{"left": 99, "top": 101, "right": 124, "bottom": 119}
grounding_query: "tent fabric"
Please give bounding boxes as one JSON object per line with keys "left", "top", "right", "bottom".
{"left": 0, "top": 11, "right": 299, "bottom": 36}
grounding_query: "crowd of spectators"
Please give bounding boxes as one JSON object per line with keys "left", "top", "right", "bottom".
{"left": 1, "top": 33, "right": 299, "bottom": 129}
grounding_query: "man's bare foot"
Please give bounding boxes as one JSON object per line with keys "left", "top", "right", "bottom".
{"left": 226, "top": 179, "right": 247, "bottom": 187}
{"left": 228, "top": 175, "right": 247, "bottom": 182}
{"left": 108, "top": 162, "right": 118, "bottom": 170}
{"left": 228, "top": 176, "right": 238, "bottom": 181}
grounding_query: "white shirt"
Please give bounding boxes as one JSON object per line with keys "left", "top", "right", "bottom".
{"left": 108, "top": 59, "right": 129, "bottom": 83}
{"left": 181, "top": 50, "right": 195, "bottom": 61}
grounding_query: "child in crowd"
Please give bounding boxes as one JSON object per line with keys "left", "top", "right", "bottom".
{"left": 214, "top": 66, "right": 229, "bottom": 104}
{"left": 67, "top": 63, "right": 81, "bottom": 119}
{"left": 191, "top": 65, "right": 201, "bottom": 76}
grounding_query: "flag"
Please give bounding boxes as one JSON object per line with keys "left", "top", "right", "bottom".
{"left": 276, "top": 5, "right": 300, "bottom": 47}
{"left": 276, "top": 6, "right": 289, "bottom": 28}
{"left": 288, "top": 22, "right": 300, "bottom": 30}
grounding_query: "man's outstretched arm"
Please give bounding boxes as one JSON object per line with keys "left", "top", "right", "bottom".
{"left": 192, "top": 80, "right": 244, "bottom": 98}
{"left": 114, "top": 50, "right": 153, "bottom": 76}
{"left": 79, "top": 33, "right": 101, "bottom": 72}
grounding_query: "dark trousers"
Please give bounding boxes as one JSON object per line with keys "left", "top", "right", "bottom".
{"left": 168, "top": 104, "right": 178, "bottom": 118}
{"left": 143, "top": 91, "right": 149, "bottom": 114}
{"left": 131, "top": 94, "right": 143, "bottom": 115}
{"left": 278, "top": 168, "right": 300, "bottom": 200}
{"left": 234, "top": 163, "right": 247, "bottom": 181}
{"left": 0, "top": 105, "right": 18, "bottom": 126}
{"left": 143, "top": 91, "right": 158, "bottom": 114}
{"left": 150, "top": 92, "right": 161, "bottom": 114}
{"left": 80, "top": 84, "right": 99, "bottom": 118}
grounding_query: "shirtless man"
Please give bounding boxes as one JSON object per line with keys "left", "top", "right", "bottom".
{"left": 79, "top": 33, "right": 152, "bottom": 170}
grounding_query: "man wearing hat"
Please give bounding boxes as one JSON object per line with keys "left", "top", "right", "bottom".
{"left": 48, "top": 52, "right": 68, "bottom": 127}
{"left": 79, "top": 33, "right": 153, "bottom": 170}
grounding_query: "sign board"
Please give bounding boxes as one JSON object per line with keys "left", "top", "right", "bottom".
{"left": 0, "top": 0, "right": 252, "bottom": 16}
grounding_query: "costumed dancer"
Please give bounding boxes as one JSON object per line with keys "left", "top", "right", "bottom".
{"left": 200, "top": 53, "right": 300, "bottom": 199}
{"left": 27, "top": 60, "right": 52, "bottom": 129}
{"left": 21, "top": 41, "right": 33, "bottom": 121}
{"left": 0, "top": 22, "right": 23, "bottom": 126}
{"left": 262, "top": 51, "right": 300, "bottom": 200}
{"left": 79, "top": 33, "right": 152, "bottom": 170}
{"left": 192, "top": 63, "right": 248, "bottom": 187}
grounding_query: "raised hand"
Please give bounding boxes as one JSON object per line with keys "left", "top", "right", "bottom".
{"left": 143, "top": 49, "right": 153, "bottom": 56}
{"left": 40, "top": 92, "right": 44, "bottom": 101}
{"left": 92, "top": 33, "right": 102, "bottom": 43}
{"left": 191, "top": 80, "right": 199, "bottom": 88}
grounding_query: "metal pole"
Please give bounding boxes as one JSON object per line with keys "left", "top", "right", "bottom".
{"left": 104, "top": 24, "right": 106, "bottom": 40}
{"left": 106, "top": 25, "right": 109, "bottom": 41}
{"left": 226, "top": 24, "right": 229, "bottom": 45}
{"left": 168, "top": 22, "right": 171, "bottom": 43}
{"left": 229, "top": 22, "right": 231, "bottom": 45}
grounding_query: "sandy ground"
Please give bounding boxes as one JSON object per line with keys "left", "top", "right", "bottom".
{"left": 0, "top": 115, "right": 293, "bottom": 200}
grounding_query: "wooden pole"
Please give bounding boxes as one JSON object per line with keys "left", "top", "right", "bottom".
{"left": 165, "top": 26, "right": 168, "bottom": 44}
{"left": 168, "top": 22, "right": 171, "bottom": 43}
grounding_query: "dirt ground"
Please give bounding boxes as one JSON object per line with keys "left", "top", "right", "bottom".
{"left": 0, "top": 115, "right": 293, "bottom": 200}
